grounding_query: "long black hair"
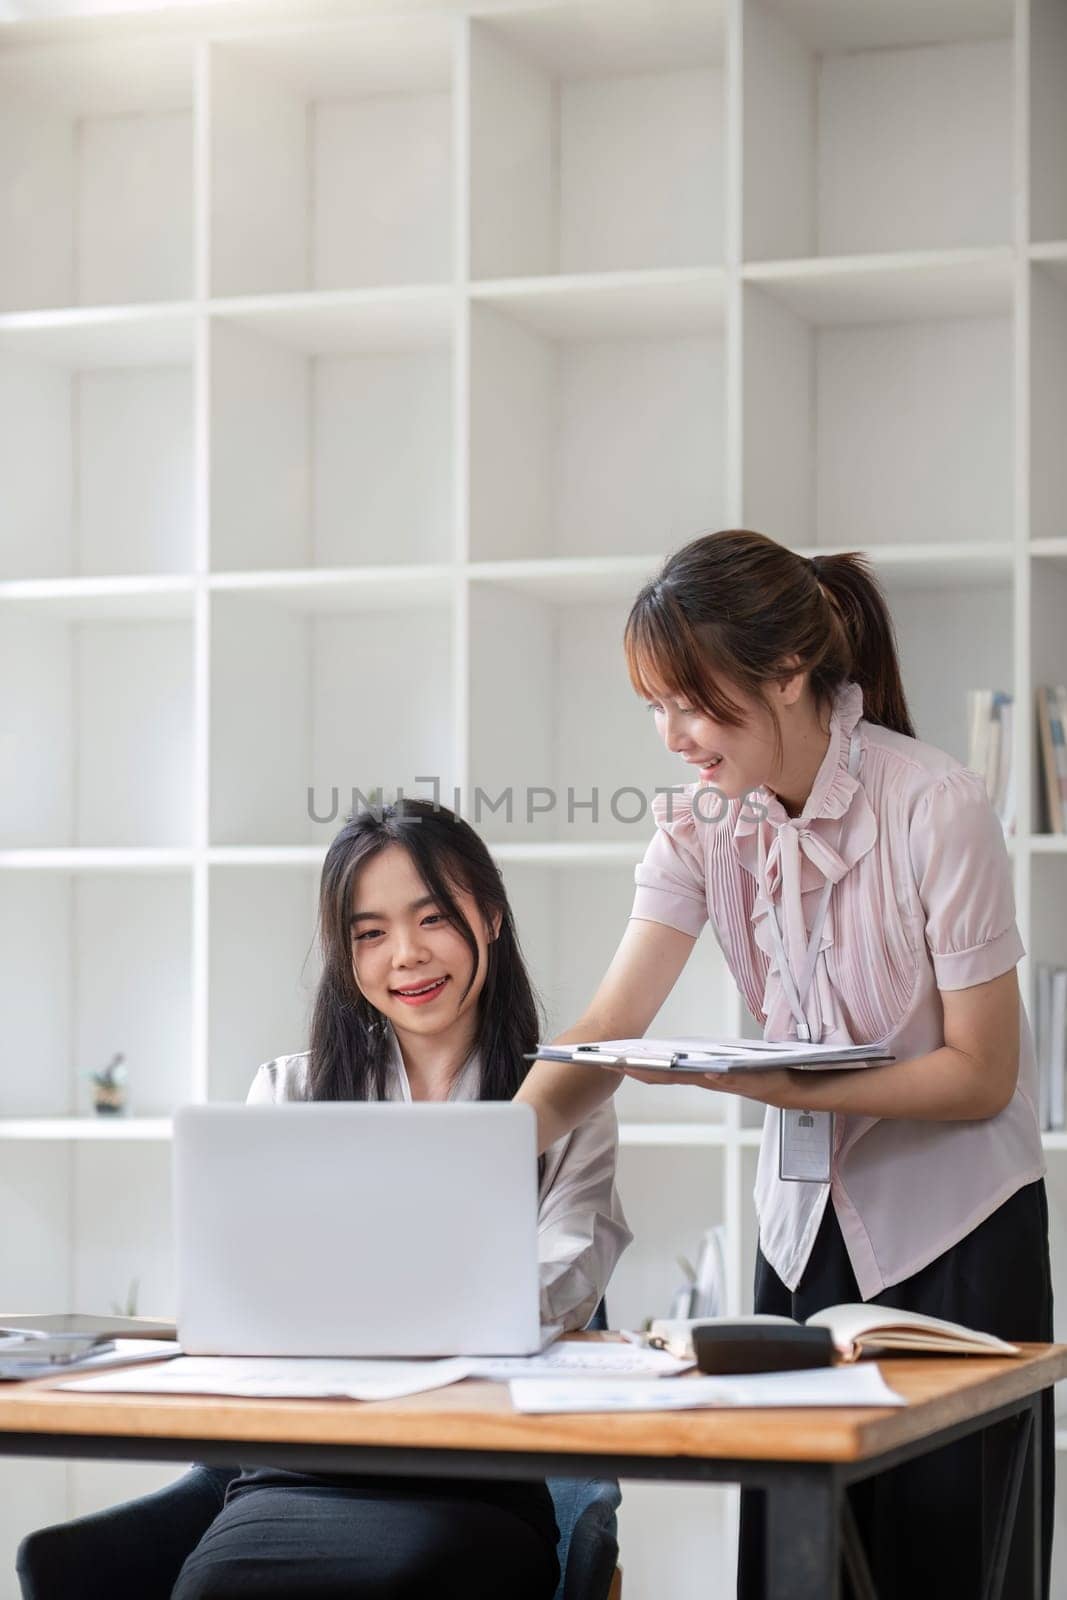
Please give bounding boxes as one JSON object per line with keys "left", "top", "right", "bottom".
{"left": 307, "top": 798, "right": 543, "bottom": 1103}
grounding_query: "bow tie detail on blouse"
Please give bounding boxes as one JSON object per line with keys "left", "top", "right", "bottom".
{"left": 755, "top": 818, "right": 854, "bottom": 903}
{"left": 732, "top": 683, "right": 878, "bottom": 1012}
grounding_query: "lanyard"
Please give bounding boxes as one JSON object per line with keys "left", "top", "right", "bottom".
{"left": 757, "top": 729, "right": 863, "bottom": 1045}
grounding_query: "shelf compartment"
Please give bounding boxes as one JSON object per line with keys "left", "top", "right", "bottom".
{"left": 469, "top": 294, "right": 724, "bottom": 561}
{"left": 207, "top": 845, "right": 326, "bottom": 868}
{"left": 795, "top": 542, "right": 1014, "bottom": 590}
{"left": 72, "top": 1142, "right": 175, "bottom": 1318}
{"left": 490, "top": 839, "right": 647, "bottom": 867}
{"left": 209, "top": 586, "right": 456, "bottom": 848}
{"left": 0, "top": 611, "right": 194, "bottom": 849}
{"left": 209, "top": 286, "right": 453, "bottom": 350}
{"left": 502, "top": 852, "right": 733, "bottom": 1039}
{"left": 1030, "top": 565, "right": 1067, "bottom": 837}
{"left": 499, "top": 855, "right": 734, "bottom": 1130}
{"left": 209, "top": 863, "right": 320, "bottom": 1104}
{"left": 1034, "top": 545, "right": 1067, "bottom": 849}
{"left": 469, "top": 2, "right": 725, "bottom": 281}
{"left": 0, "top": 1118, "right": 173, "bottom": 1140}
{"left": 209, "top": 566, "right": 454, "bottom": 611}
{"left": 1043, "top": 1157, "right": 1067, "bottom": 1428}
{"left": 742, "top": 281, "right": 1012, "bottom": 548}
{"left": 0, "top": 848, "right": 194, "bottom": 873}
{"left": 740, "top": 1146, "right": 762, "bottom": 1314}
{"left": 467, "top": 555, "right": 663, "bottom": 605}
{"left": 1031, "top": 0, "right": 1067, "bottom": 246}
{"left": 1030, "top": 854, "right": 1067, "bottom": 983}
{"left": 470, "top": 269, "right": 726, "bottom": 338}
{"left": 0, "top": 37, "right": 195, "bottom": 313}
{"left": 1031, "top": 263, "right": 1067, "bottom": 545}
{"left": 0, "top": 309, "right": 195, "bottom": 582}
{"left": 468, "top": 584, "right": 692, "bottom": 845}
{"left": 0, "top": 1145, "right": 72, "bottom": 1306}
{"left": 612, "top": 1144, "right": 725, "bottom": 1331}
{"left": 885, "top": 576, "right": 1014, "bottom": 770}
{"left": 742, "top": 0, "right": 1013, "bottom": 262}
{"left": 208, "top": 18, "right": 454, "bottom": 298}
{"left": 0, "top": 577, "right": 195, "bottom": 622}
{"left": 209, "top": 303, "right": 454, "bottom": 571}
{"left": 0, "top": 868, "right": 192, "bottom": 1118}
{"left": 619, "top": 1124, "right": 730, "bottom": 1148}
{"left": 741, "top": 249, "right": 1013, "bottom": 325}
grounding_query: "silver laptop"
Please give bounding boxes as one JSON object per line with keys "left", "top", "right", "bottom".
{"left": 173, "top": 1102, "right": 542, "bottom": 1357}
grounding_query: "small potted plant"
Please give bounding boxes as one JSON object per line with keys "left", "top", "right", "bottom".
{"left": 111, "top": 1278, "right": 139, "bottom": 1318}
{"left": 89, "top": 1052, "right": 128, "bottom": 1116}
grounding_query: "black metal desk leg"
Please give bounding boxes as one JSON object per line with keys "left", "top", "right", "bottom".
{"left": 840, "top": 1495, "right": 879, "bottom": 1600}
{"left": 1031, "top": 1394, "right": 1043, "bottom": 1600}
{"left": 764, "top": 1468, "right": 841, "bottom": 1600}
{"left": 980, "top": 1402, "right": 1035, "bottom": 1600}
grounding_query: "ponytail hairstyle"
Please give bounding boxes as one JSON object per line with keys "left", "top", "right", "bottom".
{"left": 308, "top": 798, "right": 543, "bottom": 1104}
{"left": 624, "top": 530, "right": 915, "bottom": 755}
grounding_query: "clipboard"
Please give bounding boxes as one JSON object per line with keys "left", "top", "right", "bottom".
{"left": 525, "top": 1038, "right": 894, "bottom": 1076}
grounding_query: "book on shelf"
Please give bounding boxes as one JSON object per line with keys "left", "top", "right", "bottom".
{"left": 1036, "top": 685, "right": 1067, "bottom": 835}
{"left": 1035, "top": 963, "right": 1067, "bottom": 1133}
{"left": 966, "top": 688, "right": 1014, "bottom": 836}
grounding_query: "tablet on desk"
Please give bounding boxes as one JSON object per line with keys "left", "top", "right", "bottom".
{"left": 0, "top": 1314, "right": 177, "bottom": 1341}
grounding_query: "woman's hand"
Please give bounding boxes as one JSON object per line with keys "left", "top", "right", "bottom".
{"left": 616, "top": 1064, "right": 804, "bottom": 1109}
{"left": 621, "top": 970, "right": 1022, "bottom": 1122}
{"left": 702, "top": 1068, "right": 804, "bottom": 1109}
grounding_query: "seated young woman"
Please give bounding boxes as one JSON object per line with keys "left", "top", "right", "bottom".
{"left": 171, "top": 798, "right": 632, "bottom": 1600}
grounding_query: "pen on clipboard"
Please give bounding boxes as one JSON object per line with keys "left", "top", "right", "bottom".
{"left": 573, "top": 1045, "right": 690, "bottom": 1069}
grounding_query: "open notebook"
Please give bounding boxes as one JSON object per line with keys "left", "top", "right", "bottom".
{"left": 528, "top": 1037, "right": 894, "bottom": 1075}
{"left": 650, "top": 1305, "right": 1021, "bottom": 1364}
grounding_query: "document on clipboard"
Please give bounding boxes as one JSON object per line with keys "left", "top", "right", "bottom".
{"left": 524, "top": 1038, "right": 894, "bottom": 1075}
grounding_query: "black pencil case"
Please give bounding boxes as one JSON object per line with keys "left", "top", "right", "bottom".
{"left": 693, "top": 1323, "right": 836, "bottom": 1375}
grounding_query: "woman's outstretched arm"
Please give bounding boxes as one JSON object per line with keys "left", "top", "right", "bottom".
{"left": 515, "top": 917, "right": 696, "bottom": 1153}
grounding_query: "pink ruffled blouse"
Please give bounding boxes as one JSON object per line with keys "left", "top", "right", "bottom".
{"left": 631, "top": 680, "right": 1044, "bottom": 1299}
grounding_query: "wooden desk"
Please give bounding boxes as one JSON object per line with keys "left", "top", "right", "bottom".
{"left": 1, "top": 1340, "right": 1064, "bottom": 1600}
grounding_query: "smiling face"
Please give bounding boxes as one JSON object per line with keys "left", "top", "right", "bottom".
{"left": 644, "top": 679, "right": 780, "bottom": 803}
{"left": 347, "top": 843, "right": 498, "bottom": 1056}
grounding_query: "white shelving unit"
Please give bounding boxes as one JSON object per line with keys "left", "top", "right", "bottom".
{"left": 1, "top": 0, "right": 1065, "bottom": 1594}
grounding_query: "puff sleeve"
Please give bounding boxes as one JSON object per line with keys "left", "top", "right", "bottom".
{"left": 909, "top": 767, "right": 1024, "bottom": 991}
{"left": 630, "top": 786, "right": 709, "bottom": 938}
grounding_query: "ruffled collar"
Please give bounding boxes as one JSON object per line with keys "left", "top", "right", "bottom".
{"left": 734, "top": 681, "right": 870, "bottom": 861}
{"left": 756, "top": 680, "right": 865, "bottom": 832}
{"left": 733, "top": 682, "right": 878, "bottom": 1005}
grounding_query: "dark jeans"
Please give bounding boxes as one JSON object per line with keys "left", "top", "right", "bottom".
{"left": 737, "top": 1177, "right": 1055, "bottom": 1600}
{"left": 171, "top": 1470, "right": 560, "bottom": 1600}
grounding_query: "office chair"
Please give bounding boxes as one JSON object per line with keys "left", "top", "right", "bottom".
{"left": 16, "top": 1463, "right": 622, "bottom": 1600}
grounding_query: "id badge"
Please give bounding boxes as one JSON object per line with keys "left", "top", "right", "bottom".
{"left": 779, "top": 1108, "right": 833, "bottom": 1183}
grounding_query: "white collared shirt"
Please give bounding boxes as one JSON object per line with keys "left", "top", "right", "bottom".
{"left": 246, "top": 1033, "right": 632, "bottom": 1332}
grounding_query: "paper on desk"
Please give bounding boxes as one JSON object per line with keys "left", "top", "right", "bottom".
{"left": 509, "top": 1363, "right": 907, "bottom": 1413}
{"left": 468, "top": 1344, "right": 693, "bottom": 1380}
{"left": 59, "top": 1355, "right": 476, "bottom": 1401}
{"left": 59, "top": 1342, "right": 691, "bottom": 1400}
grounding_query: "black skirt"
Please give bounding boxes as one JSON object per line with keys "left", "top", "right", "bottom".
{"left": 737, "top": 1177, "right": 1055, "bottom": 1600}
{"left": 172, "top": 1470, "right": 560, "bottom": 1599}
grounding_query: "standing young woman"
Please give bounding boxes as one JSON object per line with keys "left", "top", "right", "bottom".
{"left": 515, "top": 529, "right": 1052, "bottom": 1600}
